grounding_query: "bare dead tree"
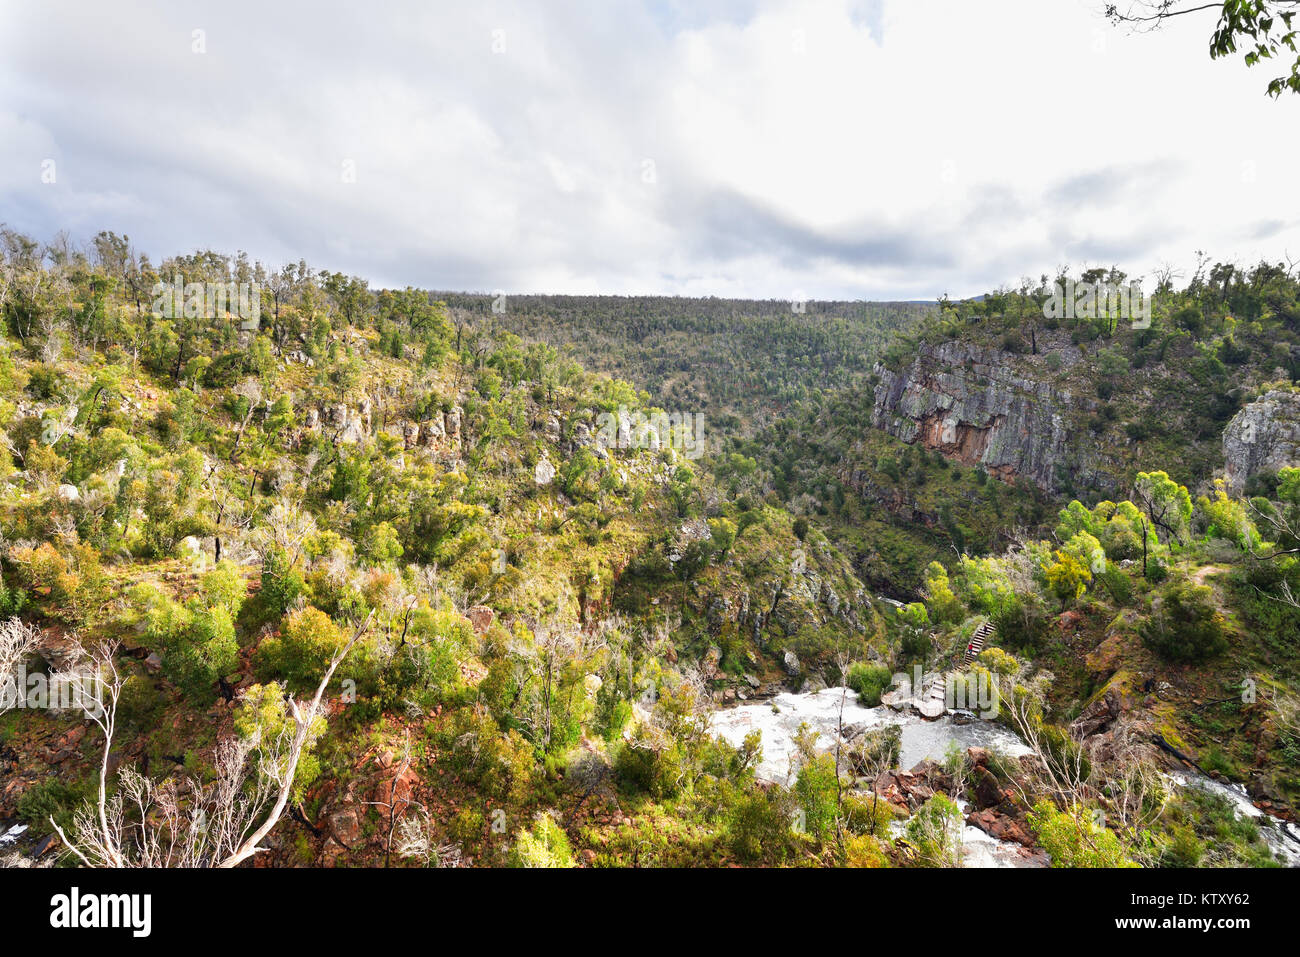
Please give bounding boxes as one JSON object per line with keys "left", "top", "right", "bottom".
{"left": 53, "top": 614, "right": 373, "bottom": 868}
{"left": 250, "top": 498, "right": 318, "bottom": 569}
{"left": 1095, "top": 718, "right": 1170, "bottom": 863}
{"left": 850, "top": 724, "right": 902, "bottom": 839}
{"left": 0, "top": 618, "right": 42, "bottom": 716}
{"left": 52, "top": 638, "right": 128, "bottom": 867}
{"left": 394, "top": 807, "right": 462, "bottom": 868}
{"left": 994, "top": 670, "right": 1093, "bottom": 808}
{"left": 531, "top": 623, "right": 579, "bottom": 754}
{"left": 944, "top": 742, "right": 972, "bottom": 803}
{"left": 832, "top": 651, "right": 851, "bottom": 852}
{"left": 1270, "top": 688, "right": 1300, "bottom": 742}
{"left": 226, "top": 378, "right": 265, "bottom": 463}
{"left": 904, "top": 796, "right": 965, "bottom": 868}
{"left": 1246, "top": 497, "right": 1300, "bottom": 560}
{"left": 216, "top": 611, "right": 373, "bottom": 868}
{"left": 1243, "top": 498, "right": 1300, "bottom": 609}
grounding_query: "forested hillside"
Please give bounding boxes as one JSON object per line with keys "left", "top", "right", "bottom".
{"left": 2, "top": 230, "right": 1299, "bottom": 870}
{"left": 437, "top": 292, "right": 932, "bottom": 435}
{"left": 0, "top": 229, "right": 888, "bottom": 867}
{"left": 740, "top": 263, "right": 1300, "bottom": 594}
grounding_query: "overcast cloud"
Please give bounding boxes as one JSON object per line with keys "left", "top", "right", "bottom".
{"left": 2, "top": 0, "right": 1298, "bottom": 299}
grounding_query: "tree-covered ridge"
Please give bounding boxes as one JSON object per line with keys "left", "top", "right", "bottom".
{"left": 435, "top": 291, "right": 932, "bottom": 435}
{"left": 896, "top": 261, "right": 1299, "bottom": 494}
{"left": 741, "top": 261, "right": 1300, "bottom": 594}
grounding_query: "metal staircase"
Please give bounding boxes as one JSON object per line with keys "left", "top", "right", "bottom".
{"left": 963, "top": 621, "right": 995, "bottom": 664}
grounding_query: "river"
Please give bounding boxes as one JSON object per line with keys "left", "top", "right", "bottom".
{"left": 709, "top": 686, "right": 1299, "bottom": 868}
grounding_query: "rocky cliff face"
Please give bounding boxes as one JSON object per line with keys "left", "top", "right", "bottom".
{"left": 871, "top": 340, "right": 1101, "bottom": 492}
{"left": 1223, "top": 389, "right": 1300, "bottom": 493}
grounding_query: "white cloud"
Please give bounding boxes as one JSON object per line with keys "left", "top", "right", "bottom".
{"left": 1, "top": 0, "right": 1297, "bottom": 299}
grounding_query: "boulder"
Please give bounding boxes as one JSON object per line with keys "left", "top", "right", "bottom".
{"left": 33, "top": 631, "right": 80, "bottom": 671}
{"left": 966, "top": 807, "right": 1034, "bottom": 847}
{"left": 702, "top": 646, "right": 722, "bottom": 680}
{"left": 466, "top": 605, "right": 495, "bottom": 634}
{"left": 329, "top": 807, "right": 363, "bottom": 847}
{"left": 544, "top": 414, "right": 562, "bottom": 441}
{"left": 971, "top": 765, "right": 1003, "bottom": 810}
{"left": 421, "top": 416, "right": 445, "bottom": 445}
{"left": 1070, "top": 686, "right": 1122, "bottom": 738}
{"left": 534, "top": 456, "right": 556, "bottom": 486}
{"left": 1223, "top": 389, "right": 1300, "bottom": 493}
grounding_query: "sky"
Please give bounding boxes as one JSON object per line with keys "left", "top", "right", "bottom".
{"left": 1, "top": 0, "right": 1298, "bottom": 300}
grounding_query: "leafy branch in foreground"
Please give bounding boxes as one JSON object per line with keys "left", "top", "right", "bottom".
{"left": 1106, "top": 1, "right": 1300, "bottom": 97}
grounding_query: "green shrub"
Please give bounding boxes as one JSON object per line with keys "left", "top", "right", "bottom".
{"left": 842, "top": 793, "right": 897, "bottom": 837}
{"left": 260, "top": 546, "right": 304, "bottom": 618}
{"left": 794, "top": 754, "right": 839, "bottom": 841}
{"left": 1096, "top": 566, "right": 1134, "bottom": 606}
{"left": 844, "top": 833, "right": 892, "bottom": 867}
{"left": 846, "top": 663, "right": 894, "bottom": 706}
{"left": 507, "top": 812, "right": 574, "bottom": 868}
{"left": 990, "top": 595, "right": 1048, "bottom": 650}
{"left": 254, "top": 606, "right": 346, "bottom": 690}
{"left": 727, "top": 788, "right": 793, "bottom": 864}
{"left": 17, "top": 776, "right": 93, "bottom": 838}
{"left": 128, "top": 579, "right": 239, "bottom": 701}
{"left": 905, "top": 793, "right": 964, "bottom": 867}
{"left": 613, "top": 728, "right": 684, "bottom": 800}
{"left": 1161, "top": 824, "right": 1204, "bottom": 867}
{"left": 1027, "top": 800, "right": 1137, "bottom": 867}
{"left": 168, "top": 604, "right": 238, "bottom": 699}
{"left": 0, "top": 573, "right": 28, "bottom": 617}
{"left": 1140, "top": 581, "right": 1230, "bottom": 662}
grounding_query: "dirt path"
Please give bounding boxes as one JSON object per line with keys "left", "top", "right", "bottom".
{"left": 1190, "top": 564, "right": 1231, "bottom": 587}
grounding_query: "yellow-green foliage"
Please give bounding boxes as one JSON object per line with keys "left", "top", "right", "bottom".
{"left": 1135, "top": 471, "right": 1193, "bottom": 544}
{"left": 1140, "top": 579, "right": 1230, "bottom": 662}
{"left": 507, "top": 812, "right": 574, "bottom": 868}
{"left": 844, "top": 834, "right": 892, "bottom": 868}
{"left": 842, "top": 794, "right": 899, "bottom": 838}
{"left": 1197, "top": 480, "right": 1261, "bottom": 550}
{"left": 8, "top": 540, "right": 108, "bottom": 625}
{"left": 922, "top": 561, "right": 964, "bottom": 624}
{"left": 1045, "top": 549, "right": 1091, "bottom": 603}
{"left": 447, "top": 706, "right": 537, "bottom": 805}
{"left": 255, "top": 606, "right": 346, "bottom": 690}
{"left": 1027, "top": 801, "right": 1138, "bottom": 868}
{"left": 1058, "top": 498, "right": 1158, "bottom": 562}
{"left": 905, "top": 793, "right": 964, "bottom": 867}
{"left": 958, "top": 554, "right": 1016, "bottom": 612}
{"left": 976, "top": 646, "right": 1020, "bottom": 676}
{"left": 234, "top": 682, "right": 328, "bottom": 803}
{"left": 1062, "top": 531, "right": 1106, "bottom": 576}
